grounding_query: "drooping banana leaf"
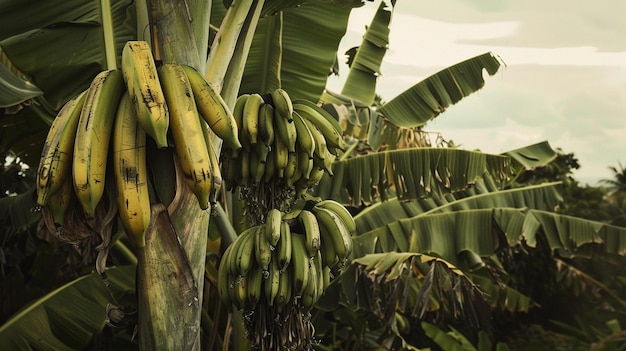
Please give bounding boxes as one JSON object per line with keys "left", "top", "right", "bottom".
{"left": 502, "top": 140, "right": 558, "bottom": 173}
{"left": 377, "top": 52, "right": 504, "bottom": 128}
{"left": 354, "top": 180, "right": 564, "bottom": 234}
{"left": 280, "top": 1, "right": 354, "bottom": 101}
{"left": 0, "top": 186, "right": 40, "bottom": 237}
{"left": 0, "top": 265, "right": 135, "bottom": 351}
{"left": 421, "top": 322, "right": 477, "bottom": 351}
{"left": 314, "top": 148, "right": 514, "bottom": 206}
{"left": 0, "top": 52, "right": 42, "bottom": 110}
{"left": 339, "top": 0, "right": 392, "bottom": 105}
{"left": 352, "top": 208, "right": 626, "bottom": 267}
{"left": 239, "top": 12, "right": 283, "bottom": 94}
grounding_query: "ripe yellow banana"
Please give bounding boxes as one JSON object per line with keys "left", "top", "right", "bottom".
{"left": 243, "top": 93, "right": 263, "bottom": 145}
{"left": 271, "top": 88, "right": 294, "bottom": 122}
{"left": 73, "top": 69, "right": 125, "bottom": 218}
{"left": 37, "top": 90, "right": 87, "bottom": 207}
{"left": 121, "top": 41, "right": 169, "bottom": 148}
{"left": 314, "top": 199, "right": 356, "bottom": 235}
{"left": 159, "top": 63, "right": 212, "bottom": 210}
{"left": 299, "top": 209, "right": 321, "bottom": 256}
{"left": 44, "top": 175, "right": 73, "bottom": 228}
{"left": 293, "top": 100, "right": 345, "bottom": 150}
{"left": 113, "top": 92, "right": 150, "bottom": 248}
{"left": 181, "top": 64, "right": 242, "bottom": 152}
{"left": 276, "top": 220, "right": 292, "bottom": 272}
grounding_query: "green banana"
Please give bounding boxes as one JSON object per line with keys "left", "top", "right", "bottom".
{"left": 181, "top": 64, "right": 242, "bottom": 151}
{"left": 273, "top": 134, "right": 289, "bottom": 178}
{"left": 270, "top": 88, "right": 294, "bottom": 122}
{"left": 158, "top": 63, "right": 212, "bottom": 210}
{"left": 236, "top": 227, "right": 256, "bottom": 275}
{"left": 218, "top": 242, "right": 236, "bottom": 305}
{"left": 290, "top": 234, "right": 311, "bottom": 297}
{"left": 276, "top": 220, "right": 292, "bottom": 272}
{"left": 292, "top": 111, "right": 316, "bottom": 158}
{"left": 293, "top": 100, "right": 345, "bottom": 150}
{"left": 246, "top": 263, "right": 263, "bottom": 308}
{"left": 276, "top": 267, "right": 292, "bottom": 307}
{"left": 320, "top": 234, "right": 339, "bottom": 268}
{"left": 243, "top": 93, "right": 263, "bottom": 145}
{"left": 233, "top": 94, "right": 250, "bottom": 151}
{"left": 255, "top": 224, "right": 272, "bottom": 271}
{"left": 265, "top": 208, "right": 282, "bottom": 246}
{"left": 37, "top": 90, "right": 87, "bottom": 207}
{"left": 313, "top": 206, "right": 352, "bottom": 261}
{"left": 273, "top": 111, "right": 297, "bottom": 153}
{"left": 73, "top": 69, "right": 125, "bottom": 218}
{"left": 299, "top": 209, "right": 321, "bottom": 256}
{"left": 121, "top": 41, "right": 169, "bottom": 148}
{"left": 264, "top": 258, "right": 281, "bottom": 306}
{"left": 314, "top": 199, "right": 356, "bottom": 235}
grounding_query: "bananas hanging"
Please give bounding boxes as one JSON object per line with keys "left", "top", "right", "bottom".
{"left": 220, "top": 88, "right": 345, "bottom": 223}
{"left": 35, "top": 40, "right": 240, "bottom": 246}
{"left": 217, "top": 198, "right": 355, "bottom": 351}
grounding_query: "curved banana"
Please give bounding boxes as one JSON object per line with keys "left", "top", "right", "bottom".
{"left": 313, "top": 199, "right": 356, "bottom": 235}
{"left": 276, "top": 220, "right": 292, "bottom": 272}
{"left": 242, "top": 93, "right": 263, "bottom": 145}
{"left": 274, "top": 111, "right": 297, "bottom": 153}
{"left": 265, "top": 208, "right": 282, "bottom": 246}
{"left": 270, "top": 88, "right": 294, "bottom": 122}
{"left": 121, "top": 41, "right": 169, "bottom": 148}
{"left": 264, "top": 258, "right": 281, "bottom": 306}
{"left": 312, "top": 206, "right": 353, "bottom": 261}
{"left": 159, "top": 63, "right": 212, "bottom": 210}
{"left": 37, "top": 90, "right": 87, "bottom": 207}
{"left": 236, "top": 227, "right": 256, "bottom": 275}
{"left": 290, "top": 234, "right": 311, "bottom": 297}
{"left": 43, "top": 175, "right": 73, "bottom": 228}
{"left": 293, "top": 100, "right": 345, "bottom": 150}
{"left": 181, "top": 64, "right": 242, "bottom": 151}
{"left": 255, "top": 224, "right": 272, "bottom": 271}
{"left": 218, "top": 243, "right": 235, "bottom": 306}
{"left": 246, "top": 263, "right": 263, "bottom": 308}
{"left": 273, "top": 135, "right": 289, "bottom": 179}
{"left": 320, "top": 234, "right": 339, "bottom": 268}
{"left": 299, "top": 209, "right": 321, "bottom": 256}
{"left": 73, "top": 69, "right": 125, "bottom": 218}
{"left": 276, "top": 264, "right": 292, "bottom": 306}
{"left": 292, "top": 111, "right": 315, "bottom": 158}
{"left": 113, "top": 93, "right": 150, "bottom": 248}
{"left": 205, "top": 129, "right": 223, "bottom": 205}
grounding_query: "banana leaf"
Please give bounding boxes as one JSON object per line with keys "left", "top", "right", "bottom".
{"left": 339, "top": 1, "right": 392, "bottom": 105}
{"left": 377, "top": 52, "right": 504, "bottom": 128}
{"left": 315, "top": 147, "right": 514, "bottom": 206}
{"left": 0, "top": 186, "right": 40, "bottom": 237}
{"left": 0, "top": 265, "right": 135, "bottom": 351}
{"left": 0, "top": 52, "right": 42, "bottom": 110}
{"left": 239, "top": 12, "right": 283, "bottom": 94}
{"left": 502, "top": 140, "right": 558, "bottom": 173}
{"left": 354, "top": 180, "right": 564, "bottom": 234}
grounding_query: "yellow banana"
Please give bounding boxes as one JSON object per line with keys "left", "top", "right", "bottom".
{"left": 121, "top": 41, "right": 169, "bottom": 148}
{"left": 73, "top": 69, "right": 125, "bottom": 218}
{"left": 181, "top": 64, "right": 242, "bottom": 151}
{"left": 293, "top": 100, "right": 345, "bottom": 150}
{"left": 113, "top": 92, "right": 150, "bottom": 248}
{"left": 291, "top": 234, "right": 311, "bottom": 297}
{"left": 299, "top": 209, "right": 321, "bottom": 256}
{"left": 37, "top": 90, "right": 87, "bottom": 207}
{"left": 242, "top": 93, "right": 263, "bottom": 145}
{"left": 255, "top": 224, "right": 272, "bottom": 271}
{"left": 292, "top": 111, "right": 315, "bottom": 158}
{"left": 43, "top": 175, "right": 73, "bottom": 228}
{"left": 276, "top": 220, "right": 292, "bottom": 272}
{"left": 270, "top": 88, "right": 293, "bottom": 122}
{"left": 314, "top": 199, "right": 356, "bottom": 235}
{"left": 312, "top": 206, "right": 353, "bottom": 261}
{"left": 159, "top": 63, "right": 212, "bottom": 210}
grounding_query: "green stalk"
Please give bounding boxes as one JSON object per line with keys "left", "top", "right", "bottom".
{"left": 100, "top": 0, "right": 117, "bottom": 69}
{"left": 151, "top": 0, "right": 201, "bottom": 69}
{"left": 135, "top": 0, "right": 150, "bottom": 43}
{"left": 187, "top": 0, "right": 212, "bottom": 72}
{"left": 204, "top": 0, "right": 253, "bottom": 92}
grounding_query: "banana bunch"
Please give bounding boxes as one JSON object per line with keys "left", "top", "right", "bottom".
{"left": 36, "top": 40, "right": 241, "bottom": 248}
{"left": 221, "top": 88, "right": 346, "bottom": 222}
{"left": 217, "top": 199, "right": 354, "bottom": 351}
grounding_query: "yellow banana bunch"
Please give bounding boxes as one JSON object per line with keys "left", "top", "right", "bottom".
{"left": 73, "top": 69, "right": 125, "bottom": 218}
{"left": 112, "top": 93, "right": 150, "bottom": 248}
{"left": 36, "top": 90, "right": 87, "bottom": 207}
{"left": 121, "top": 41, "right": 169, "bottom": 148}
{"left": 158, "top": 63, "right": 213, "bottom": 210}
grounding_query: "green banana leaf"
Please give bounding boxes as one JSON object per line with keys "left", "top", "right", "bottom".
{"left": 502, "top": 140, "right": 558, "bottom": 173}
{"left": 377, "top": 52, "right": 504, "bottom": 128}
{"left": 0, "top": 186, "right": 40, "bottom": 237}
{"left": 354, "top": 180, "right": 564, "bottom": 234}
{"left": 239, "top": 12, "right": 283, "bottom": 94}
{"left": 339, "top": 1, "right": 392, "bottom": 105}
{"left": 0, "top": 265, "right": 135, "bottom": 351}
{"left": 314, "top": 147, "right": 514, "bottom": 205}
{"left": 0, "top": 51, "right": 42, "bottom": 110}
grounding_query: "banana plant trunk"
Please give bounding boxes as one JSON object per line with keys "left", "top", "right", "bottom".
{"left": 136, "top": 0, "right": 210, "bottom": 350}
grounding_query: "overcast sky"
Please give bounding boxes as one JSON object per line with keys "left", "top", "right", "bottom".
{"left": 325, "top": 0, "right": 626, "bottom": 185}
